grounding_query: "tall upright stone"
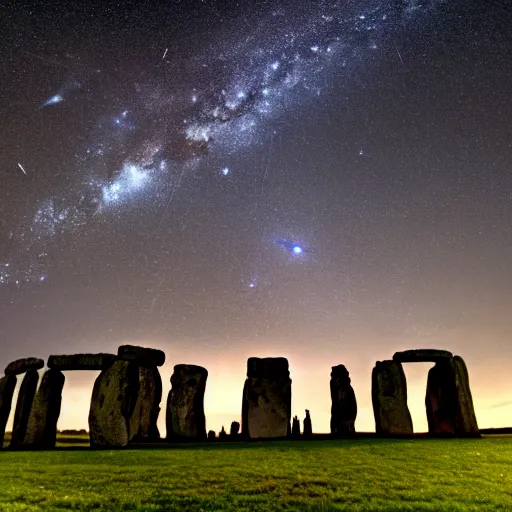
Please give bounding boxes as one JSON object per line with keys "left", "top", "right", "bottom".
{"left": 425, "top": 361, "right": 456, "bottom": 435}
{"left": 291, "top": 416, "right": 300, "bottom": 438}
{"left": 451, "top": 356, "right": 479, "bottom": 435}
{"left": 330, "top": 364, "right": 357, "bottom": 436}
{"left": 130, "top": 366, "right": 162, "bottom": 442}
{"left": 372, "top": 360, "right": 413, "bottom": 435}
{"left": 10, "top": 369, "right": 40, "bottom": 448}
{"left": 426, "top": 356, "right": 479, "bottom": 436}
{"left": 242, "top": 357, "right": 291, "bottom": 439}
{"left": 166, "top": 364, "right": 207, "bottom": 440}
{"left": 230, "top": 421, "right": 240, "bottom": 437}
{"left": 0, "top": 375, "right": 17, "bottom": 447}
{"left": 303, "top": 409, "right": 312, "bottom": 438}
{"left": 89, "top": 360, "right": 140, "bottom": 448}
{"left": 23, "top": 369, "right": 65, "bottom": 449}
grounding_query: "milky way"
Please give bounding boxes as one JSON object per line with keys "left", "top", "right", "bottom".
{"left": 3, "top": 0, "right": 444, "bottom": 286}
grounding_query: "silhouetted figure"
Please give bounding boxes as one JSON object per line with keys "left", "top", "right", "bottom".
{"left": 230, "top": 421, "right": 240, "bottom": 437}
{"left": 303, "top": 409, "right": 312, "bottom": 438}
{"left": 291, "top": 416, "right": 301, "bottom": 438}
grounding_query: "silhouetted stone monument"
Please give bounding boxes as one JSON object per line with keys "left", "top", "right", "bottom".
{"left": 242, "top": 357, "right": 291, "bottom": 439}
{"left": 372, "top": 360, "right": 413, "bottom": 435}
{"left": 0, "top": 375, "right": 17, "bottom": 447}
{"left": 451, "top": 356, "right": 479, "bottom": 435}
{"left": 426, "top": 356, "right": 479, "bottom": 436}
{"left": 118, "top": 345, "right": 165, "bottom": 367}
{"left": 130, "top": 366, "right": 162, "bottom": 442}
{"left": 330, "top": 364, "right": 357, "bottom": 435}
{"left": 89, "top": 360, "right": 140, "bottom": 447}
{"left": 303, "top": 409, "right": 312, "bottom": 437}
{"left": 291, "top": 416, "right": 300, "bottom": 438}
{"left": 207, "top": 430, "right": 216, "bottom": 441}
{"left": 166, "top": 364, "right": 207, "bottom": 440}
{"left": 48, "top": 353, "right": 116, "bottom": 371}
{"left": 393, "top": 349, "right": 453, "bottom": 364}
{"left": 230, "top": 421, "right": 240, "bottom": 437}
{"left": 23, "top": 369, "right": 65, "bottom": 449}
{"left": 219, "top": 426, "right": 228, "bottom": 440}
{"left": 5, "top": 358, "right": 44, "bottom": 376}
{"left": 10, "top": 369, "right": 40, "bottom": 448}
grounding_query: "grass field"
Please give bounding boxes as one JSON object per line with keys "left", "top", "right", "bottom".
{"left": 1, "top": 437, "right": 511, "bottom": 511}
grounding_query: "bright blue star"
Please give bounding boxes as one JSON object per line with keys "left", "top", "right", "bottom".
{"left": 221, "top": 167, "right": 230, "bottom": 176}
{"left": 292, "top": 246, "right": 303, "bottom": 254}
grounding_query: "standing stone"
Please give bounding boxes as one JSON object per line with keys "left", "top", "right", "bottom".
{"left": 241, "top": 379, "right": 249, "bottom": 438}
{"left": 23, "top": 369, "right": 65, "bottom": 449}
{"left": 303, "top": 409, "right": 312, "bottom": 437}
{"left": 0, "top": 375, "right": 17, "bottom": 447}
{"left": 130, "top": 366, "right": 162, "bottom": 442}
{"left": 242, "top": 357, "right": 291, "bottom": 439}
{"left": 330, "top": 365, "right": 357, "bottom": 436}
{"left": 10, "top": 369, "right": 40, "bottom": 448}
{"left": 426, "top": 356, "right": 479, "bottom": 437}
{"left": 166, "top": 364, "right": 207, "bottom": 440}
{"left": 425, "top": 361, "right": 456, "bottom": 435}
{"left": 230, "top": 421, "right": 240, "bottom": 437}
{"left": 372, "top": 360, "right": 413, "bottom": 435}
{"left": 207, "top": 430, "right": 216, "bottom": 441}
{"left": 219, "top": 426, "right": 228, "bottom": 440}
{"left": 451, "top": 356, "right": 479, "bottom": 435}
{"left": 89, "top": 360, "right": 140, "bottom": 448}
{"left": 5, "top": 358, "right": 44, "bottom": 376}
{"left": 291, "top": 416, "right": 300, "bottom": 438}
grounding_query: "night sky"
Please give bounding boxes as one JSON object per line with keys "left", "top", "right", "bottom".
{"left": 1, "top": 0, "right": 511, "bottom": 434}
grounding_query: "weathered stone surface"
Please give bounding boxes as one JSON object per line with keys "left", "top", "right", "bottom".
{"left": 372, "top": 360, "right": 413, "bottom": 435}
{"left": 291, "top": 416, "right": 300, "bottom": 438}
{"left": 23, "top": 369, "right": 65, "bottom": 449}
{"left": 117, "top": 345, "right": 165, "bottom": 367}
{"left": 130, "top": 366, "right": 162, "bottom": 442}
{"left": 5, "top": 358, "right": 44, "bottom": 376}
{"left": 88, "top": 360, "right": 140, "bottom": 448}
{"left": 426, "top": 356, "right": 479, "bottom": 437}
{"left": 0, "top": 375, "right": 17, "bottom": 447}
{"left": 303, "top": 409, "right": 312, "bottom": 437}
{"left": 242, "top": 357, "right": 291, "bottom": 439}
{"left": 10, "top": 369, "right": 39, "bottom": 448}
{"left": 425, "top": 361, "right": 456, "bottom": 435}
{"left": 330, "top": 365, "right": 357, "bottom": 436}
{"left": 393, "top": 349, "right": 453, "bottom": 363}
{"left": 451, "top": 356, "right": 479, "bottom": 435}
{"left": 48, "top": 353, "right": 116, "bottom": 371}
{"left": 166, "top": 364, "right": 207, "bottom": 440}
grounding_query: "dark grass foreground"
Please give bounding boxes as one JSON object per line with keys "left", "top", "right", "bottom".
{"left": 1, "top": 437, "right": 511, "bottom": 511}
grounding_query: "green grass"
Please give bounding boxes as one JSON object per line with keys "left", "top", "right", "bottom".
{"left": 0, "top": 438, "right": 511, "bottom": 511}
